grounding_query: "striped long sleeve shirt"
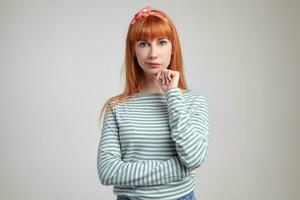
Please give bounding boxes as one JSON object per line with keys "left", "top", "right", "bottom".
{"left": 97, "top": 87, "right": 209, "bottom": 200}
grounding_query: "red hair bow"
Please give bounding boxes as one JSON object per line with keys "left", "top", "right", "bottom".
{"left": 130, "top": 5, "right": 169, "bottom": 26}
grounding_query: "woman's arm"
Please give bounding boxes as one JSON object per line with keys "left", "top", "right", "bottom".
{"left": 164, "top": 87, "right": 210, "bottom": 170}
{"left": 97, "top": 103, "right": 191, "bottom": 186}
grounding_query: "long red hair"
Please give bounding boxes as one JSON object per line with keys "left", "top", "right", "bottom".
{"left": 98, "top": 7, "right": 188, "bottom": 127}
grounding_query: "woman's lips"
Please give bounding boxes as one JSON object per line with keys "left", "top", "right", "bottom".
{"left": 146, "top": 62, "right": 161, "bottom": 68}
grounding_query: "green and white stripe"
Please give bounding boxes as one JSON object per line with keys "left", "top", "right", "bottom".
{"left": 97, "top": 87, "right": 209, "bottom": 200}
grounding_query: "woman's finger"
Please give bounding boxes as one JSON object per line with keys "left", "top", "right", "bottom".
{"left": 166, "top": 70, "right": 169, "bottom": 84}
{"left": 165, "top": 73, "right": 169, "bottom": 84}
{"left": 159, "top": 70, "right": 163, "bottom": 84}
{"left": 156, "top": 71, "right": 161, "bottom": 80}
{"left": 167, "top": 71, "right": 171, "bottom": 81}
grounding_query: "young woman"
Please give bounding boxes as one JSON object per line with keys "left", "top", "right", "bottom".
{"left": 97, "top": 6, "right": 209, "bottom": 200}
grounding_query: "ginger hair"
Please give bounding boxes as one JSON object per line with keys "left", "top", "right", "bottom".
{"left": 97, "top": 8, "right": 188, "bottom": 128}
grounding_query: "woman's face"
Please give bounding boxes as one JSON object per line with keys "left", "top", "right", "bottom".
{"left": 134, "top": 37, "right": 172, "bottom": 76}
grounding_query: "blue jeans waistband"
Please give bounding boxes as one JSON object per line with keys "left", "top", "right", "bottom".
{"left": 116, "top": 190, "right": 195, "bottom": 200}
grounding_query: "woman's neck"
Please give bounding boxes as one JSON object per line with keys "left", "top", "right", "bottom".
{"left": 140, "top": 73, "right": 164, "bottom": 93}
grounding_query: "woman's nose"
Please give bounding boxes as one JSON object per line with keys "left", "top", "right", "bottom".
{"left": 149, "top": 45, "right": 158, "bottom": 58}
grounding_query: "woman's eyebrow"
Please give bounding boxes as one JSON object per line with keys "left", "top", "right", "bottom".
{"left": 138, "top": 38, "right": 168, "bottom": 42}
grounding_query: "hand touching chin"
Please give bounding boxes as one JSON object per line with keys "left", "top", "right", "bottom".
{"left": 155, "top": 69, "right": 180, "bottom": 92}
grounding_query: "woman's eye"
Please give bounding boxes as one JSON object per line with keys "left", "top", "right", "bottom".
{"left": 138, "top": 42, "right": 148, "bottom": 47}
{"left": 138, "top": 40, "right": 168, "bottom": 47}
{"left": 159, "top": 40, "right": 167, "bottom": 45}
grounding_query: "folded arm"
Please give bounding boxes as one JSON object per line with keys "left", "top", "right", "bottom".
{"left": 164, "top": 87, "right": 210, "bottom": 170}
{"left": 97, "top": 103, "right": 191, "bottom": 186}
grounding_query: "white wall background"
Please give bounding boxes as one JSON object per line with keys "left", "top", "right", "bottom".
{"left": 0, "top": 0, "right": 299, "bottom": 199}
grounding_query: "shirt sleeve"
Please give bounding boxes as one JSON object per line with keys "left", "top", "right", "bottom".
{"left": 164, "top": 87, "right": 210, "bottom": 170}
{"left": 97, "top": 102, "right": 191, "bottom": 186}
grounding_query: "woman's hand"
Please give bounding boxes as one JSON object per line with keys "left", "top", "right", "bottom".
{"left": 155, "top": 69, "right": 180, "bottom": 92}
